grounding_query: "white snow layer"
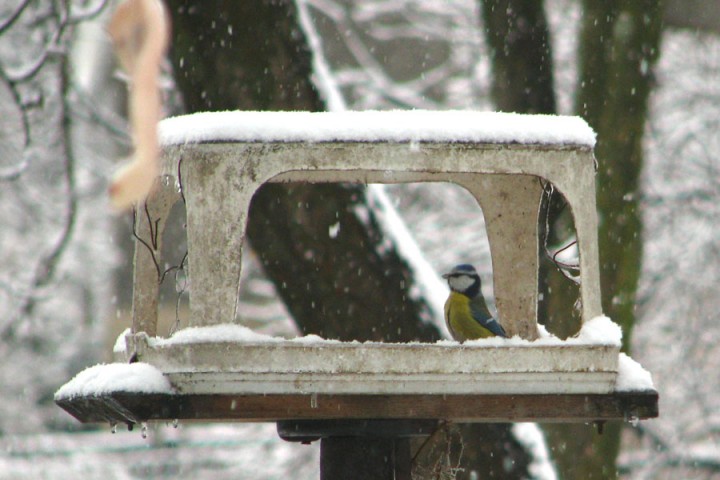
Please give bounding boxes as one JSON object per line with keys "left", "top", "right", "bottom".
{"left": 145, "top": 323, "right": 341, "bottom": 346}
{"left": 112, "top": 327, "right": 131, "bottom": 353}
{"left": 158, "top": 110, "right": 596, "bottom": 147}
{"left": 115, "top": 315, "right": 621, "bottom": 349}
{"left": 615, "top": 353, "right": 655, "bottom": 391}
{"left": 569, "top": 315, "right": 623, "bottom": 345}
{"left": 54, "top": 363, "right": 173, "bottom": 400}
{"left": 460, "top": 315, "right": 622, "bottom": 347}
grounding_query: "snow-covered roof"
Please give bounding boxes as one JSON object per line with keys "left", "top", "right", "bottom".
{"left": 159, "top": 110, "right": 596, "bottom": 147}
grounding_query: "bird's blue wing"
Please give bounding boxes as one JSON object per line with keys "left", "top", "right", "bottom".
{"left": 470, "top": 301, "right": 507, "bottom": 338}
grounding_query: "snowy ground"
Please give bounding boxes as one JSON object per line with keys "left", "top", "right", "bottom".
{"left": 0, "top": 424, "right": 319, "bottom": 480}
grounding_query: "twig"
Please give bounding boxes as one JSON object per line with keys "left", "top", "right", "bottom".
{"left": 68, "top": 0, "right": 110, "bottom": 24}
{"left": 539, "top": 179, "right": 581, "bottom": 284}
{"left": 131, "top": 206, "right": 162, "bottom": 280}
{"left": 552, "top": 239, "right": 580, "bottom": 270}
{"left": 169, "top": 250, "right": 188, "bottom": 336}
{"left": 176, "top": 155, "right": 185, "bottom": 204}
{"left": 143, "top": 201, "right": 161, "bottom": 250}
{"left": 1, "top": 51, "right": 79, "bottom": 339}
{"left": 159, "top": 250, "right": 187, "bottom": 285}
{"left": 5, "top": 0, "right": 71, "bottom": 83}
{"left": 0, "top": 0, "right": 31, "bottom": 35}
{"left": 0, "top": 66, "right": 31, "bottom": 181}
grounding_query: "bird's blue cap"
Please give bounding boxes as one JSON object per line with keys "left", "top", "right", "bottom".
{"left": 442, "top": 264, "right": 477, "bottom": 278}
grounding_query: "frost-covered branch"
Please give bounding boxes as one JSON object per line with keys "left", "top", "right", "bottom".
{"left": 4, "top": 1, "right": 71, "bottom": 82}
{"left": 17, "top": 77, "right": 78, "bottom": 318}
{"left": 67, "top": 0, "right": 109, "bottom": 23}
{"left": 0, "top": 0, "right": 31, "bottom": 34}
{"left": 0, "top": 0, "right": 119, "bottom": 433}
{"left": 633, "top": 28, "right": 720, "bottom": 478}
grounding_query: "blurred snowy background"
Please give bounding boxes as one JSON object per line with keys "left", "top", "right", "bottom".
{"left": 1, "top": 0, "right": 719, "bottom": 478}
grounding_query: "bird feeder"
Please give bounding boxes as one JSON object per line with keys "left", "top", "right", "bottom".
{"left": 56, "top": 111, "right": 657, "bottom": 430}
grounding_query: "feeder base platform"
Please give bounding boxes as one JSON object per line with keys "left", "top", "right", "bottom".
{"left": 56, "top": 390, "right": 658, "bottom": 427}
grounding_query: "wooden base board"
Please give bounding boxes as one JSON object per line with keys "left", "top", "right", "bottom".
{"left": 56, "top": 390, "right": 658, "bottom": 428}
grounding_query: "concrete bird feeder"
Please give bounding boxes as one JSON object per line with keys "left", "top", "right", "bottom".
{"left": 56, "top": 111, "right": 657, "bottom": 429}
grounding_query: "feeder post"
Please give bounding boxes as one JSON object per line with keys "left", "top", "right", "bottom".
{"left": 321, "top": 437, "right": 411, "bottom": 480}
{"left": 278, "top": 419, "right": 440, "bottom": 480}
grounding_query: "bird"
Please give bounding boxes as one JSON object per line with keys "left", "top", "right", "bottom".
{"left": 442, "top": 264, "right": 507, "bottom": 341}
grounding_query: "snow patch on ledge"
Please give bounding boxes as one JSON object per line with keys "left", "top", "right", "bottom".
{"left": 113, "top": 327, "right": 131, "bottom": 354}
{"left": 147, "top": 324, "right": 342, "bottom": 348}
{"left": 159, "top": 110, "right": 596, "bottom": 147}
{"left": 571, "top": 315, "right": 623, "bottom": 345}
{"left": 54, "top": 363, "right": 173, "bottom": 400}
{"left": 114, "top": 316, "right": 621, "bottom": 351}
{"left": 615, "top": 353, "right": 655, "bottom": 391}
{"left": 458, "top": 315, "right": 622, "bottom": 347}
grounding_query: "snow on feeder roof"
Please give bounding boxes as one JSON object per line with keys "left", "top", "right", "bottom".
{"left": 159, "top": 110, "right": 597, "bottom": 147}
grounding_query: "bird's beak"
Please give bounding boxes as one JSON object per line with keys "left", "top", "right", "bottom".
{"left": 441, "top": 273, "right": 450, "bottom": 279}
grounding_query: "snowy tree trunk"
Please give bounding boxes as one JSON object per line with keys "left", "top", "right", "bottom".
{"left": 477, "top": 0, "right": 663, "bottom": 478}
{"left": 551, "top": 2, "right": 662, "bottom": 479}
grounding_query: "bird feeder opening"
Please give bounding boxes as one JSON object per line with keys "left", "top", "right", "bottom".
{"left": 129, "top": 177, "right": 584, "bottom": 343}
{"left": 56, "top": 111, "right": 657, "bottom": 428}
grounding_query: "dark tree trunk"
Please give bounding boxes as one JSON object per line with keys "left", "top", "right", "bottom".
{"left": 478, "top": 0, "right": 577, "bottom": 336}
{"left": 167, "top": 1, "right": 531, "bottom": 477}
{"left": 166, "top": 0, "right": 438, "bottom": 342}
{"left": 480, "top": 0, "right": 556, "bottom": 114}
{"left": 543, "top": 2, "right": 663, "bottom": 479}
{"left": 475, "top": 2, "right": 561, "bottom": 478}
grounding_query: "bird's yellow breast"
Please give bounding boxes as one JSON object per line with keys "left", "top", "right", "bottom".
{"left": 444, "top": 291, "right": 495, "bottom": 341}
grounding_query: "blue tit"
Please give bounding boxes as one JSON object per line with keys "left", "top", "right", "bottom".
{"left": 442, "top": 264, "right": 507, "bottom": 341}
